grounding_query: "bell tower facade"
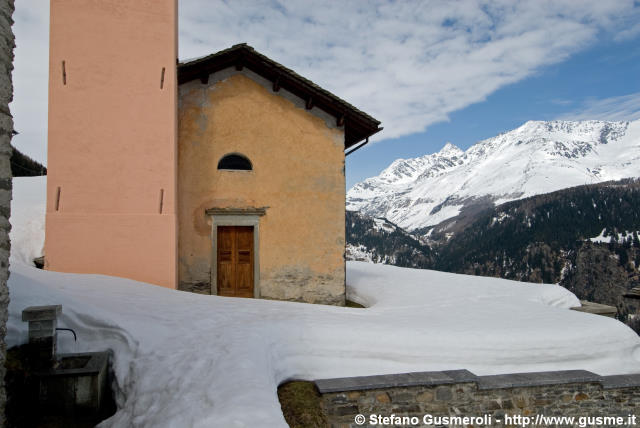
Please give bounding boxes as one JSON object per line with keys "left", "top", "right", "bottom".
{"left": 45, "top": 0, "right": 178, "bottom": 287}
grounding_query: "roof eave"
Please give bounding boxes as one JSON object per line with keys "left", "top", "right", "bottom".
{"left": 178, "top": 44, "right": 382, "bottom": 150}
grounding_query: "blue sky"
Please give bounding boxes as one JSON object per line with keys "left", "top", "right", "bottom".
{"left": 9, "top": 1, "right": 640, "bottom": 189}
{"left": 347, "top": 32, "right": 640, "bottom": 187}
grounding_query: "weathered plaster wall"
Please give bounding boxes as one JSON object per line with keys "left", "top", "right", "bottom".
{"left": 0, "top": 0, "right": 13, "bottom": 423}
{"left": 178, "top": 71, "right": 346, "bottom": 305}
{"left": 45, "top": 0, "right": 178, "bottom": 287}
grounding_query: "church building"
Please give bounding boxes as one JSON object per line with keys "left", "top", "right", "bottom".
{"left": 44, "top": 0, "right": 381, "bottom": 305}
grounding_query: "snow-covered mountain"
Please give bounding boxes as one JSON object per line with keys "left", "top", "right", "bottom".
{"left": 347, "top": 119, "right": 640, "bottom": 231}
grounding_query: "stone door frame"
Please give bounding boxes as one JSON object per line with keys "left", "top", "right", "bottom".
{"left": 206, "top": 207, "right": 266, "bottom": 297}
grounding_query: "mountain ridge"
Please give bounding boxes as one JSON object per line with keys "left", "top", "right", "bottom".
{"left": 348, "top": 119, "right": 640, "bottom": 232}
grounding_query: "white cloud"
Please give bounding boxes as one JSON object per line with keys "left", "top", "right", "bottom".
{"left": 177, "top": 0, "right": 640, "bottom": 140}
{"left": 9, "top": 0, "right": 640, "bottom": 163}
{"left": 559, "top": 92, "right": 640, "bottom": 122}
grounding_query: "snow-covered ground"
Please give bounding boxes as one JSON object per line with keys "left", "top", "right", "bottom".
{"left": 589, "top": 227, "right": 640, "bottom": 244}
{"left": 7, "top": 177, "right": 640, "bottom": 427}
{"left": 345, "top": 243, "right": 376, "bottom": 262}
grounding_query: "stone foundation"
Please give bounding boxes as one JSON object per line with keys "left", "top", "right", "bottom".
{"left": 179, "top": 268, "right": 346, "bottom": 305}
{"left": 260, "top": 266, "right": 345, "bottom": 305}
{"left": 178, "top": 281, "right": 212, "bottom": 295}
{"left": 316, "top": 369, "right": 640, "bottom": 427}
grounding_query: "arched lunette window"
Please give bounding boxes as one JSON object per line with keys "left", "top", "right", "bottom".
{"left": 217, "top": 153, "right": 252, "bottom": 171}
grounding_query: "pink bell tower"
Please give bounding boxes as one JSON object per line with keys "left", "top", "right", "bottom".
{"left": 45, "top": 0, "right": 179, "bottom": 287}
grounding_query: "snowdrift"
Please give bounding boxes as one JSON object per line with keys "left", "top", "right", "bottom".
{"left": 6, "top": 176, "right": 640, "bottom": 427}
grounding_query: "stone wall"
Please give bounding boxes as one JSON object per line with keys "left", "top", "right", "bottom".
{"left": 0, "top": 0, "right": 13, "bottom": 425}
{"left": 316, "top": 369, "right": 640, "bottom": 427}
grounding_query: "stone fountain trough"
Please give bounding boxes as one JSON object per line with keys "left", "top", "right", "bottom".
{"left": 22, "top": 305, "right": 111, "bottom": 415}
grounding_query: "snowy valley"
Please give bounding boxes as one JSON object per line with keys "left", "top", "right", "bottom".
{"left": 346, "top": 120, "right": 640, "bottom": 325}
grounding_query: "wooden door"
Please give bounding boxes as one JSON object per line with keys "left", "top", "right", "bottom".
{"left": 217, "top": 226, "right": 254, "bottom": 297}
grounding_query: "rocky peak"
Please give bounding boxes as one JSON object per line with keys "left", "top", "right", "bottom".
{"left": 347, "top": 119, "right": 640, "bottom": 231}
